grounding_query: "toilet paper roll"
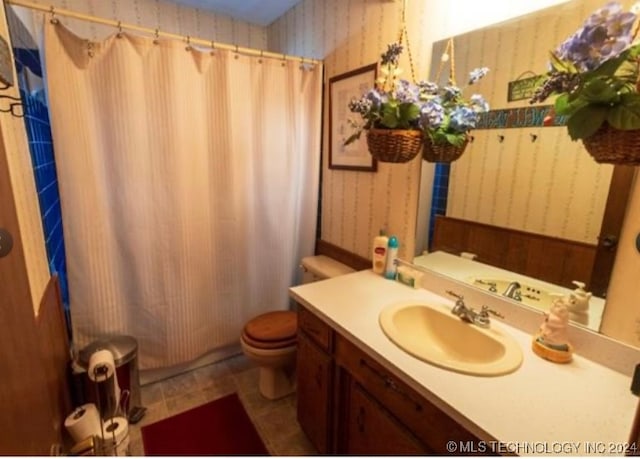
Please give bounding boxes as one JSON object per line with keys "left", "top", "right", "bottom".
{"left": 88, "top": 349, "right": 115, "bottom": 382}
{"left": 460, "top": 251, "right": 478, "bottom": 260}
{"left": 64, "top": 403, "right": 102, "bottom": 443}
{"left": 101, "top": 416, "right": 129, "bottom": 456}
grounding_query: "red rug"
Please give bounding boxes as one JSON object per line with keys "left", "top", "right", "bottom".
{"left": 141, "top": 393, "right": 268, "bottom": 455}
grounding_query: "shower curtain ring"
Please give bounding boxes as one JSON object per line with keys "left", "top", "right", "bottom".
{"left": 49, "top": 6, "right": 59, "bottom": 24}
{"left": 153, "top": 28, "right": 160, "bottom": 45}
{"left": 234, "top": 44, "right": 239, "bottom": 59}
{"left": 185, "top": 36, "right": 192, "bottom": 51}
{"left": 281, "top": 54, "right": 287, "bottom": 67}
{"left": 299, "top": 56, "right": 305, "bottom": 70}
{"left": 210, "top": 40, "right": 215, "bottom": 55}
{"left": 116, "top": 21, "right": 123, "bottom": 38}
{"left": 258, "top": 50, "right": 263, "bottom": 63}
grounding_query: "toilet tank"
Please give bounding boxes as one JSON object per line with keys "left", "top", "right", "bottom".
{"left": 300, "top": 255, "right": 355, "bottom": 284}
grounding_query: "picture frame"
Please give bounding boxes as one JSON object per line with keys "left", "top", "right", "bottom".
{"left": 328, "top": 63, "right": 378, "bottom": 172}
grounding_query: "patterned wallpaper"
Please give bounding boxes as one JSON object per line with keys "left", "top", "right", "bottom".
{"left": 270, "top": 0, "right": 427, "bottom": 261}
{"left": 266, "top": 0, "right": 595, "bottom": 261}
{"left": 17, "top": 0, "right": 267, "bottom": 48}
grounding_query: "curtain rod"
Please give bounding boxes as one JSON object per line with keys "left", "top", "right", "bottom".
{"left": 4, "top": 0, "right": 321, "bottom": 65}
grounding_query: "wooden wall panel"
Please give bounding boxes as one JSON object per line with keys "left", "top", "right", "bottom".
{"left": 36, "top": 277, "right": 72, "bottom": 450}
{"left": 431, "top": 216, "right": 597, "bottom": 290}
{"left": 0, "top": 276, "right": 71, "bottom": 454}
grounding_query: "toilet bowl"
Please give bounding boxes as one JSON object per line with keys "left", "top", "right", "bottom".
{"left": 241, "top": 255, "right": 354, "bottom": 400}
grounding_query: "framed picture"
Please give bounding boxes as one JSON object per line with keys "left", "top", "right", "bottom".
{"left": 329, "top": 63, "right": 378, "bottom": 172}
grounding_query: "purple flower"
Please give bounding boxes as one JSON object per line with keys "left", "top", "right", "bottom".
{"left": 420, "top": 100, "right": 445, "bottom": 129}
{"left": 449, "top": 106, "right": 478, "bottom": 132}
{"left": 395, "top": 80, "right": 420, "bottom": 103}
{"left": 468, "top": 67, "right": 489, "bottom": 85}
{"left": 470, "top": 94, "right": 490, "bottom": 112}
{"left": 442, "top": 85, "right": 462, "bottom": 102}
{"left": 380, "top": 42, "right": 403, "bottom": 66}
{"left": 555, "top": 1, "right": 636, "bottom": 71}
{"left": 365, "top": 88, "right": 386, "bottom": 106}
{"left": 417, "top": 80, "right": 439, "bottom": 95}
{"left": 348, "top": 95, "right": 372, "bottom": 115}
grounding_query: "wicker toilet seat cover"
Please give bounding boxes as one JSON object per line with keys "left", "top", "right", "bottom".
{"left": 243, "top": 311, "right": 297, "bottom": 348}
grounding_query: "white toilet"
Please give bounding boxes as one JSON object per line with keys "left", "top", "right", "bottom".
{"left": 240, "top": 255, "right": 354, "bottom": 400}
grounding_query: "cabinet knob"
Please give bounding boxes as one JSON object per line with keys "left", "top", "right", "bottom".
{"left": 0, "top": 228, "right": 13, "bottom": 258}
{"left": 356, "top": 406, "right": 365, "bottom": 434}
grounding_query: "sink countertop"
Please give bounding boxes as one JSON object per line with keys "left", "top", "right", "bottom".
{"left": 289, "top": 269, "right": 638, "bottom": 455}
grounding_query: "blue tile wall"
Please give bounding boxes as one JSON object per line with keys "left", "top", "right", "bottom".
{"left": 428, "top": 163, "right": 451, "bottom": 249}
{"left": 13, "top": 48, "right": 70, "bottom": 321}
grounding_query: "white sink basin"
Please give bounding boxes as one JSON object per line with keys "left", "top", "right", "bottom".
{"left": 379, "top": 301, "right": 523, "bottom": 376}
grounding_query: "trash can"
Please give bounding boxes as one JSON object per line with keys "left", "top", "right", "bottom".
{"left": 76, "top": 335, "right": 141, "bottom": 418}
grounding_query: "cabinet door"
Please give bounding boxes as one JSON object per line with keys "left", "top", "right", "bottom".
{"left": 296, "top": 332, "right": 332, "bottom": 453}
{"left": 345, "top": 380, "right": 426, "bottom": 455}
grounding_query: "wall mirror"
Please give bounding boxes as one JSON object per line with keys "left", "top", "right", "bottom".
{"left": 414, "top": 0, "right": 636, "bottom": 334}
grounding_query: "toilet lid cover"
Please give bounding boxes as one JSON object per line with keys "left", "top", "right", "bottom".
{"left": 244, "top": 311, "right": 297, "bottom": 342}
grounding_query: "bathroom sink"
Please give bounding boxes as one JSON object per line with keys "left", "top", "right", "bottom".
{"left": 379, "top": 301, "right": 523, "bottom": 376}
{"left": 469, "top": 277, "right": 556, "bottom": 312}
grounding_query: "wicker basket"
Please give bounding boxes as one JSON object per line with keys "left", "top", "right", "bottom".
{"left": 366, "top": 128, "right": 422, "bottom": 163}
{"left": 581, "top": 123, "right": 640, "bottom": 165}
{"left": 422, "top": 135, "right": 469, "bottom": 163}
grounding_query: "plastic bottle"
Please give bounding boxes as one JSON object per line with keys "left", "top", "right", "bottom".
{"left": 384, "top": 236, "right": 399, "bottom": 280}
{"left": 372, "top": 231, "right": 388, "bottom": 274}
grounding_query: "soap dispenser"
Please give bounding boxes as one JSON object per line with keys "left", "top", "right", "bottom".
{"left": 567, "top": 281, "right": 592, "bottom": 313}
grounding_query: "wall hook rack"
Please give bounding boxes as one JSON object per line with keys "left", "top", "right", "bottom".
{"left": 530, "top": 133, "right": 538, "bottom": 143}
{"left": 0, "top": 94, "right": 24, "bottom": 118}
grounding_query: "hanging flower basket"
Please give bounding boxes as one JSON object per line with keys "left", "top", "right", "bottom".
{"left": 581, "top": 123, "right": 640, "bottom": 165}
{"left": 366, "top": 128, "right": 422, "bottom": 163}
{"left": 422, "top": 135, "right": 469, "bottom": 163}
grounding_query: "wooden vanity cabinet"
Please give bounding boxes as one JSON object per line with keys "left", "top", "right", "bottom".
{"left": 296, "top": 307, "right": 334, "bottom": 453}
{"left": 339, "top": 376, "right": 427, "bottom": 454}
{"left": 296, "top": 304, "right": 487, "bottom": 455}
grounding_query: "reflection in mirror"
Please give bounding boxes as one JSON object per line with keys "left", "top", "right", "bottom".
{"left": 415, "top": 0, "right": 634, "bottom": 334}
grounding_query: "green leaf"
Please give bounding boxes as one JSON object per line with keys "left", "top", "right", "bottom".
{"left": 554, "top": 94, "right": 571, "bottom": 115}
{"left": 343, "top": 131, "right": 362, "bottom": 146}
{"left": 549, "top": 52, "right": 576, "bottom": 73}
{"left": 445, "top": 133, "right": 466, "bottom": 147}
{"left": 565, "top": 105, "right": 608, "bottom": 140}
{"left": 381, "top": 103, "right": 399, "bottom": 128}
{"left": 580, "top": 78, "right": 619, "bottom": 104}
{"left": 554, "top": 93, "right": 586, "bottom": 116}
{"left": 397, "top": 103, "right": 420, "bottom": 128}
{"left": 607, "top": 94, "right": 640, "bottom": 130}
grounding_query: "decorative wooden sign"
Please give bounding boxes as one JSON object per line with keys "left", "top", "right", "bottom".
{"left": 507, "top": 74, "right": 546, "bottom": 102}
{"left": 476, "top": 105, "right": 567, "bottom": 129}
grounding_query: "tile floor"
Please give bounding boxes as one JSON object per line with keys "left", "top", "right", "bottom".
{"left": 127, "top": 354, "right": 317, "bottom": 456}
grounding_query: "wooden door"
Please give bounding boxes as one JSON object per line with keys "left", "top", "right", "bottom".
{"left": 0, "top": 123, "right": 69, "bottom": 453}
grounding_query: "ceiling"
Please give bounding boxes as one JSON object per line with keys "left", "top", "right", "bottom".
{"left": 167, "top": 0, "right": 304, "bottom": 26}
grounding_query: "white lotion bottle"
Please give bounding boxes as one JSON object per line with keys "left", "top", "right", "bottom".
{"left": 372, "top": 231, "right": 388, "bottom": 275}
{"left": 384, "top": 236, "right": 399, "bottom": 280}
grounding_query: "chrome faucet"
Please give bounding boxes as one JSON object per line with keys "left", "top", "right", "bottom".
{"left": 502, "top": 281, "right": 522, "bottom": 301}
{"left": 446, "top": 291, "right": 504, "bottom": 328}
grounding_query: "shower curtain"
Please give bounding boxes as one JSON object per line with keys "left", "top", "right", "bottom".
{"left": 43, "top": 22, "right": 322, "bottom": 369}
